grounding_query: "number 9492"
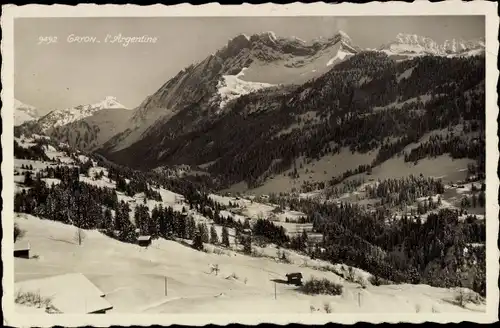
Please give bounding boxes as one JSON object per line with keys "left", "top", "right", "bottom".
{"left": 37, "top": 36, "right": 58, "bottom": 45}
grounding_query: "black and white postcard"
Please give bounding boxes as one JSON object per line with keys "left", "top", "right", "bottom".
{"left": 2, "top": 2, "right": 498, "bottom": 326}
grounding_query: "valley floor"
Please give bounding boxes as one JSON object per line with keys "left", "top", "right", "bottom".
{"left": 14, "top": 214, "right": 485, "bottom": 314}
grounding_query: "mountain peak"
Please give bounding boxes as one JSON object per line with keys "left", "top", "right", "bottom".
{"left": 15, "top": 98, "right": 40, "bottom": 126}
{"left": 96, "top": 96, "right": 128, "bottom": 110}
{"left": 15, "top": 98, "right": 36, "bottom": 110}
{"left": 258, "top": 31, "right": 278, "bottom": 42}
{"left": 35, "top": 96, "right": 129, "bottom": 131}
{"left": 336, "top": 30, "right": 351, "bottom": 41}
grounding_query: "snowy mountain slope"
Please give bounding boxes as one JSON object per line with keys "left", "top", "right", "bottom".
{"left": 14, "top": 99, "right": 40, "bottom": 126}
{"left": 214, "top": 68, "right": 275, "bottom": 109}
{"left": 12, "top": 133, "right": 487, "bottom": 317}
{"left": 36, "top": 96, "right": 129, "bottom": 131}
{"left": 100, "top": 31, "right": 360, "bottom": 153}
{"left": 15, "top": 214, "right": 485, "bottom": 314}
{"left": 47, "top": 107, "right": 134, "bottom": 152}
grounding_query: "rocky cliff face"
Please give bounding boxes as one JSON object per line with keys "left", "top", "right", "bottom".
{"left": 103, "top": 31, "right": 361, "bottom": 153}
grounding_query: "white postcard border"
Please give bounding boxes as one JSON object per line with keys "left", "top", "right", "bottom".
{"left": 1, "top": 1, "right": 498, "bottom": 326}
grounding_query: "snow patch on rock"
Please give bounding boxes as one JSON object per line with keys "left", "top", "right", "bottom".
{"left": 216, "top": 68, "right": 274, "bottom": 109}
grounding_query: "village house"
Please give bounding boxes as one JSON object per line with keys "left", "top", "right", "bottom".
{"left": 137, "top": 235, "right": 152, "bottom": 247}
{"left": 286, "top": 272, "right": 303, "bottom": 285}
{"left": 14, "top": 240, "right": 30, "bottom": 259}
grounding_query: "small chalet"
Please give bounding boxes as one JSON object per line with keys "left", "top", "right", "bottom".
{"left": 242, "top": 228, "right": 252, "bottom": 236}
{"left": 14, "top": 240, "right": 30, "bottom": 259}
{"left": 137, "top": 235, "right": 152, "bottom": 247}
{"left": 15, "top": 273, "right": 113, "bottom": 314}
{"left": 286, "top": 272, "right": 303, "bottom": 285}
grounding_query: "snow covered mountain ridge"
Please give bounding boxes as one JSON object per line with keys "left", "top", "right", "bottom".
{"left": 99, "top": 29, "right": 486, "bottom": 157}
{"left": 36, "top": 96, "right": 129, "bottom": 131}
{"left": 380, "top": 33, "right": 485, "bottom": 57}
{"left": 14, "top": 99, "right": 40, "bottom": 126}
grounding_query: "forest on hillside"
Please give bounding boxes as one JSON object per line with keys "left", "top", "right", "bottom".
{"left": 15, "top": 138, "right": 486, "bottom": 296}
{"left": 102, "top": 52, "right": 485, "bottom": 190}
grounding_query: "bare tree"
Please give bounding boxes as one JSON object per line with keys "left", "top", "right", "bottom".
{"left": 323, "top": 302, "right": 332, "bottom": 313}
{"left": 75, "top": 227, "right": 86, "bottom": 246}
{"left": 14, "top": 223, "right": 25, "bottom": 242}
{"left": 210, "top": 264, "right": 220, "bottom": 276}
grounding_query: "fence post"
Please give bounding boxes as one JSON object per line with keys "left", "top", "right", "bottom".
{"left": 274, "top": 282, "right": 277, "bottom": 300}
{"left": 164, "top": 276, "right": 167, "bottom": 296}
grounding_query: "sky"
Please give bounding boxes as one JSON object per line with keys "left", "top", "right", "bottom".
{"left": 14, "top": 16, "right": 485, "bottom": 114}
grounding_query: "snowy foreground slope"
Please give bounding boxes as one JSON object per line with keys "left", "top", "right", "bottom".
{"left": 15, "top": 214, "right": 485, "bottom": 314}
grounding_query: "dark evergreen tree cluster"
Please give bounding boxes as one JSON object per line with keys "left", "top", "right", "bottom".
{"left": 288, "top": 198, "right": 486, "bottom": 296}
{"left": 14, "top": 140, "right": 51, "bottom": 161}
{"left": 404, "top": 134, "right": 485, "bottom": 164}
{"left": 364, "top": 175, "right": 445, "bottom": 208}
{"left": 252, "top": 219, "right": 289, "bottom": 246}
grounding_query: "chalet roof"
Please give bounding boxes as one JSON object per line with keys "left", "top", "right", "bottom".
{"left": 15, "top": 273, "right": 113, "bottom": 313}
{"left": 137, "top": 235, "right": 151, "bottom": 241}
{"left": 14, "top": 240, "right": 30, "bottom": 251}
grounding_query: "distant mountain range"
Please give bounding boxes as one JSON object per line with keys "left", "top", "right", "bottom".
{"left": 379, "top": 33, "right": 485, "bottom": 59}
{"left": 36, "top": 96, "right": 129, "bottom": 131}
{"left": 15, "top": 96, "right": 131, "bottom": 151}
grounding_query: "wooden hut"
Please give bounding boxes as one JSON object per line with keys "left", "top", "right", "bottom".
{"left": 137, "top": 235, "right": 152, "bottom": 247}
{"left": 286, "top": 272, "right": 303, "bottom": 285}
{"left": 14, "top": 240, "right": 30, "bottom": 259}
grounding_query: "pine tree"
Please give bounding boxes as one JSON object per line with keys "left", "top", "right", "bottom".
{"left": 210, "top": 225, "right": 219, "bottom": 244}
{"left": 192, "top": 232, "right": 204, "bottom": 251}
{"left": 301, "top": 229, "right": 308, "bottom": 251}
{"left": 186, "top": 217, "right": 196, "bottom": 239}
{"left": 200, "top": 223, "right": 210, "bottom": 243}
{"left": 149, "top": 206, "right": 160, "bottom": 238}
{"left": 103, "top": 208, "right": 113, "bottom": 231}
{"left": 222, "top": 226, "right": 230, "bottom": 247}
{"left": 478, "top": 191, "right": 485, "bottom": 207}
{"left": 243, "top": 236, "right": 252, "bottom": 254}
{"left": 234, "top": 228, "right": 241, "bottom": 245}
{"left": 461, "top": 196, "right": 471, "bottom": 209}
{"left": 24, "top": 171, "right": 34, "bottom": 187}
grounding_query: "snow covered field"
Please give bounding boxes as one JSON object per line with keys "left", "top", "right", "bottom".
{"left": 209, "top": 194, "right": 306, "bottom": 223}
{"left": 14, "top": 214, "right": 485, "bottom": 314}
